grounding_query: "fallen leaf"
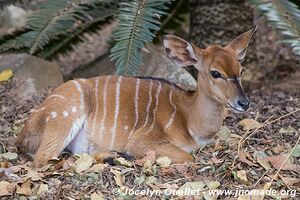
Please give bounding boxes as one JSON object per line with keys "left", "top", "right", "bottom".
{"left": 0, "top": 181, "right": 15, "bottom": 197}
{"left": 135, "top": 150, "right": 156, "bottom": 166}
{"left": 156, "top": 157, "right": 172, "bottom": 167}
{"left": 1, "top": 152, "right": 18, "bottom": 160}
{"left": 73, "top": 153, "right": 93, "bottom": 173}
{"left": 16, "top": 179, "right": 32, "bottom": 196}
{"left": 279, "top": 174, "right": 300, "bottom": 186}
{"left": 0, "top": 69, "right": 13, "bottom": 82}
{"left": 291, "top": 145, "right": 300, "bottom": 158}
{"left": 36, "top": 183, "right": 48, "bottom": 196}
{"left": 114, "top": 157, "right": 133, "bottom": 167}
{"left": 279, "top": 126, "right": 296, "bottom": 134}
{"left": 217, "top": 126, "right": 231, "bottom": 141}
{"left": 91, "top": 192, "right": 105, "bottom": 200}
{"left": 238, "top": 152, "right": 257, "bottom": 167}
{"left": 178, "top": 181, "right": 205, "bottom": 194}
{"left": 111, "top": 169, "right": 124, "bottom": 187}
{"left": 267, "top": 154, "right": 300, "bottom": 173}
{"left": 88, "top": 163, "right": 107, "bottom": 173}
{"left": 205, "top": 181, "right": 220, "bottom": 189}
{"left": 146, "top": 176, "right": 157, "bottom": 185}
{"left": 237, "top": 170, "right": 248, "bottom": 182}
{"left": 253, "top": 151, "right": 271, "bottom": 170}
{"left": 26, "top": 168, "right": 44, "bottom": 181}
{"left": 239, "top": 118, "right": 261, "bottom": 131}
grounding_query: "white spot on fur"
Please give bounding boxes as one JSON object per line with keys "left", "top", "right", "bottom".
{"left": 63, "top": 111, "right": 69, "bottom": 117}
{"left": 124, "top": 126, "right": 129, "bottom": 130}
{"left": 72, "top": 106, "right": 77, "bottom": 113}
{"left": 46, "top": 117, "right": 49, "bottom": 122}
{"left": 51, "top": 112, "right": 57, "bottom": 119}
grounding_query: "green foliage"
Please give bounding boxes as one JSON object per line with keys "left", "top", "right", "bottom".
{"left": 252, "top": 0, "right": 300, "bottom": 58}
{"left": 109, "top": 0, "right": 172, "bottom": 75}
{"left": 0, "top": 0, "right": 116, "bottom": 59}
{"left": 0, "top": 0, "right": 180, "bottom": 74}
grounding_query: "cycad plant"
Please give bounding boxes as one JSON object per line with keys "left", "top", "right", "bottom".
{"left": 251, "top": 0, "right": 300, "bottom": 59}
{"left": 0, "top": 0, "right": 188, "bottom": 75}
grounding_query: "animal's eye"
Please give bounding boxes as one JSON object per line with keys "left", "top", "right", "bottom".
{"left": 210, "top": 70, "right": 221, "bottom": 79}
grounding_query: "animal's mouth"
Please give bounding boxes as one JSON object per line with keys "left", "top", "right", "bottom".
{"left": 227, "top": 103, "right": 245, "bottom": 113}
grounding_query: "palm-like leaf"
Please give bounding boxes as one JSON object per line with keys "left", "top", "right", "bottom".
{"left": 0, "top": 0, "right": 115, "bottom": 56}
{"left": 110, "top": 0, "right": 172, "bottom": 75}
{"left": 251, "top": 0, "right": 300, "bottom": 58}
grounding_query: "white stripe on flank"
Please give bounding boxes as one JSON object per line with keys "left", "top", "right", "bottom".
{"left": 142, "top": 80, "right": 153, "bottom": 128}
{"left": 128, "top": 79, "right": 141, "bottom": 138}
{"left": 64, "top": 116, "right": 86, "bottom": 149}
{"left": 165, "top": 90, "right": 176, "bottom": 129}
{"left": 99, "top": 76, "right": 111, "bottom": 142}
{"left": 48, "top": 94, "right": 65, "bottom": 99}
{"left": 91, "top": 78, "right": 99, "bottom": 136}
{"left": 72, "top": 80, "right": 84, "bottom": 111}
{"left": 110, "top": 76, "right": 122, "bottom": 149}
{"left": 146, "top": 81, "right": 161, "bottom": 133}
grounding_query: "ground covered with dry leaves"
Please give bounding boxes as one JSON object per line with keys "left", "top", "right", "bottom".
{"left": 0, "top": 78, "right": 299, "bottom": 200}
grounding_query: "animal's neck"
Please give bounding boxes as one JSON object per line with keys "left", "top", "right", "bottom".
{"left": 178, "top": 84, "right": 225, "bottom": 141}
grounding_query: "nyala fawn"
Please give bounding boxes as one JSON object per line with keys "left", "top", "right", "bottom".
{"left": 16, "top": 26, "right": 257, "bottom": 167}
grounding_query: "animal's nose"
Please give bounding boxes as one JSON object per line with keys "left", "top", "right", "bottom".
{"left": 237, "top": 99, "right": 250, "bottom": 110}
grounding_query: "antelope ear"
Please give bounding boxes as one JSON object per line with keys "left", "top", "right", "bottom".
{"left": 163, "top": 35, "right": 197, "bottom": 67}
{"left": 228, "top": 25, "right": 258, "bottom": 60}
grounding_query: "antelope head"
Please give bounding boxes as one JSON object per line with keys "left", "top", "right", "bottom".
{"left": 163, "top": 26, "right": 257, "bottom": 112}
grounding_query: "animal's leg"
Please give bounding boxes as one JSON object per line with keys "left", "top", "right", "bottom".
{"left": 125, "top": 128, "right": 194, "bottom": 163}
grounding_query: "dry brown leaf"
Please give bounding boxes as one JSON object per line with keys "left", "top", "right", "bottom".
{"left": 237, "top": 170, "right": 248, "bottom": 182}
{"left": 156, "top": 156, "right": 172, "bottom": 167}
{"left": 238, "top": 152, "right": 257, "bottom": 167}
{"left": 267, "top": 154, "right": 300, "bottom": 173}
{"left": 0, "top": 181, "right": 15, "bottom": 197}
{"left": 74, "top": 153, "right": 93, "bottom": 173}
{"left": 16, "top": 179, "right": 32, "bottom": 196}
{"left": 111, "top": 169, "right": 124, "bottom": 187}
{"left": 239, "top": 118, "right": 261, "bottom": 130}
{"left": 88, "top": 163, "right": 107, "bottom": 173}
{"left": 114, "top": 157, "right": 133, "bottom": 167}
{"left": 36, "top": 183, "right": 48, "bottom": 196}
{"left": 26, "top": 168, "right": 44, "bottom": 181}
{"left": 279, "top": 174, "right": 300, "bottom": 186}
{"left": 90, "top": 192, "right": 105, "bottom": 200}
{"left": 135, "top": 150, "right": 156, "bottom": 166}
{"left": 253, "top": 151, "right": 271, "bottom": 170}
{"left": 217, "top": 126, "right": 231, "bottom": 141}
{"left": 178, "top": 181, "right": 205, "bottom": 194}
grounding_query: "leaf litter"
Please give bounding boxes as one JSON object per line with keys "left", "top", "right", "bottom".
{"left": 0, "top": 78, "right": 299, "bottom": 199}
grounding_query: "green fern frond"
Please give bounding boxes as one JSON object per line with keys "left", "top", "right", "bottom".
{"left": 251, "top": 0, "right": 300, "bottom": 58}
{"left": 0, "top": 0, "right": 114, "bottom": 55}
{"left": 110, "top": 0, "right": 172, "bottom": 75}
